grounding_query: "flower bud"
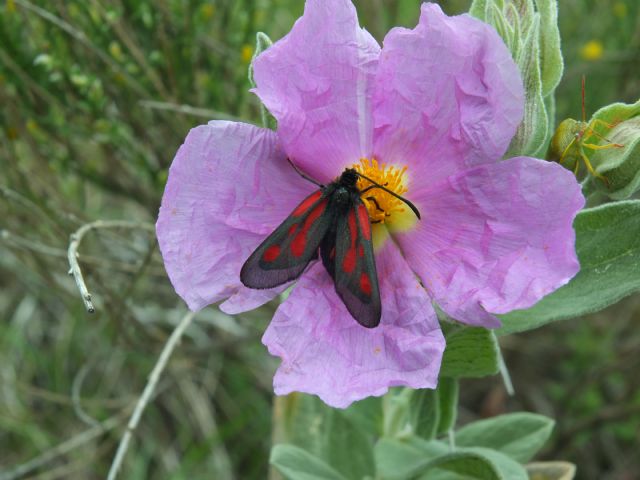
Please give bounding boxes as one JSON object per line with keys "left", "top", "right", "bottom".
{"left": 590, "top": 99, "right": 640, "bottom": 199}
{"left": 470, "top": 0, "right": 563, "bottom": 158}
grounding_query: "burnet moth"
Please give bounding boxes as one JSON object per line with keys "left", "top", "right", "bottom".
{"left": 240, "top": 159, "right": 421, "bottom": 328}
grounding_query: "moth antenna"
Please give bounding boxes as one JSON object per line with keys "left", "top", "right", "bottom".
{"left": 355, "top": 172, "right": 421, "bottom": 220}
{"left": 287, "top": 158, "right": 324, "bottom": 187}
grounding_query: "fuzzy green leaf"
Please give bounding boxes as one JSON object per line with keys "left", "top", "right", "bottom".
{"left": 375, "top": 437, "right": 447, "bottom": 480}
{"left": 421, "top": 448, "right": 528, "bottom": 480}
{"left": 440, "top": 325, "right": 500, "bottom": 378}
{"left": 455, "top": 413, "right": 554, "bottom": 462}
{"left": 498, "top": 201, "right": 640, "bottom": 334}
{"left": 437, "top": 378, "right": 460, "bottom": 435}
{"left": 534, "top": 0, "right": 563, "bottom": 96}
{"left": 375, "top": 439, "right": 528, "bottom": 480}
{"left": 409, "top": 389, "right": 440, "bottom": 440}
{"left": 271, "top": 393, "right": 375, "bottom": 479}
{"left": 324, "top": 409, "right": 375, "bottom": 480}
{"left": 270, "top": 444, "right": 347, "bottom": 480}
{"left": 468, "top": 0, "right": 489, "bottom": 20}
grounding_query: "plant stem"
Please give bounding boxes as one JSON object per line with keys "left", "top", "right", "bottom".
{"left": 67, "top": 220, "right": 155, "bottom": 313}
{"left": 106, "top": 311, "right": 196, "bottom": 480}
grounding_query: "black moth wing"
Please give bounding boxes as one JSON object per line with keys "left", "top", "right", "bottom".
{"left": 321, "top": 196, "right": 381, "bottom": 328}
{"left": 240, "top": 190, "right": 334, "bottom": 289}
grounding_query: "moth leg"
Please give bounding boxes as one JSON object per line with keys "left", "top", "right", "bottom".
{"left": 366, "top": 196, "right": 385, "bottom": 213}
{"left": 286, "top": 158, "right": 324, "bottom": 187}
{"left": 360, "top": 182, "right": 389, "bottom": 194}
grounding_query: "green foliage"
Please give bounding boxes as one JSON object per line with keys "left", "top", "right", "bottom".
{"left": 498, "top": 200, "right": 640, "bottom": 334}
{"left": 455, "top": 413, "right": 555, "bottom": 463}
{"left": 270, "top": 445, "right": 347, "bottom": 480}
{"left": 440, "top": 325, "right": 500, "bottom": 378}
{"left": 373, "top": 438, "right": 531, "bottom": 480}
{"left": 436, "top": 379, "right": 460, "bottom": 435}
{"left": 271, "top": 394, "right": 376, "bottom": 479}
{"left": 271, "top": 388, "right": 557, "bottom": 480}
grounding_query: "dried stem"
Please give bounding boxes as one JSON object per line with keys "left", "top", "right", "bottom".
{"left": 106, "top": 311, "right": 196, "bottom": 480}
{"left": 138, "top": 100, "right": 243, "bottom": 120}
{"left": 66, "top": 220, "right": 155, "bottom": 313}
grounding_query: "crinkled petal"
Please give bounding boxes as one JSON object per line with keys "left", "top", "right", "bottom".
{"left": 373, "top": 3, "right": 524, "bottom": 186}
{"left": 252, "top": 0, "right": 380, "bottom": 182}
{"left": 397, "top": 157, "right": 585, "bottom": 327}
{"left": 156, "top": 121, "right": 313, "bottom": 311}
{"left": 262, "top": 242, "right": 445, "bottom": 408}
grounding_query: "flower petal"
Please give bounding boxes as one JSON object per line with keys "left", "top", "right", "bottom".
{"left": 252, "top": 0, "right": 380, "bottom": 182}
{"left": 262, "top": 242, "right": 445, "bottom": 408}
{"left": 397, "top": 157, "right": 585, "bottom": 327}
{"left": 373, "top": 3, "right": 524, "bottom": 186}
{"left": 156, "top": 121, "right": 313, "bottom": 311}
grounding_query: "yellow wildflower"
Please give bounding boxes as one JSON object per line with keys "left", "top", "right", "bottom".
{"left": 613, "top": 2, "right": 627, "bottom": 18}
{"left": 580, "top": 40, "right": 604, "bottom": 61}
{"left": 241, "top": 45, "right": 254, "bottom": 64}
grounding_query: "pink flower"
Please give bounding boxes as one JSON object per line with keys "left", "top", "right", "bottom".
{"left": 156, "top": 1, "right": 584, "bottom": 408}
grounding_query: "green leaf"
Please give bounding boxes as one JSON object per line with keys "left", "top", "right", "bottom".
{"left": 440, "top": 325, "right": 500, "bottom": 378}
{"left": 534, "top": 0, "right": 563, "bottom": 96}
{"left": 498, "top": 201, "right": 640, "bottom": 334}
{"left": 468, "top": 0, "right": 489, "bottom": 20}
{"left": 324, "top": 409, "right": 375, "bottom": 480}
{"left": 374, "top": 437, "right": 447, "bottom": 480}
{"left": 383, "top": 388, "right": 413, "bottom": 438}
{"left": 486, "top": 3, "right": 514, "bottom": 51}
{"left": 410, "top": 389, "right": 440, "bottom": 440}
{"left": 437, "top": 378, "right": 459, "bottom": 435}
{"left": 375, "top": 441, "right": 528, "bottom": 480}
{"left": 270, "top": 444, "right": 348, "bottom": 480}
{"left": 455, "top": 413, "right": 554, "bottom": 462}
{"left": 342, "top": 396, "right": 383, "bottom": 438}
{"left": 272, "top": 393, "right": 375, "bottom": 479}
{"left": 420, "top": 448, "right": 528, "bottom": 480}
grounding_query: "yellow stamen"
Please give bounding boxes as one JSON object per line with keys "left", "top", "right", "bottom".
{"left": 352, "top": 158, "right": 409, "bottom": 224}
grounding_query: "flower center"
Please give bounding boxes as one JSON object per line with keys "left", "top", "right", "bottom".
{"left": 353, "top": 158, "right": 409, "bottom": 224}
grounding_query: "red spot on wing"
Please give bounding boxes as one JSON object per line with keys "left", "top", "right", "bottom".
{"left": 357, "top": 204, "right": 371, "bottom": 240}
{"left": 341, "top": 210, "right": 358, "bottom": 274}
{"left": 360, "top": 273, "right": 372, "bottom": 296}
{"left": 263, "top": 245, "right": 281, "bottom": 262}
{"left": 292, "top": 190, "right": 322, "bottom": 216}
{"left": 291, "top": 199, "right": 327, "bottom": 258}
{"left": 342, "top": 250, "right": 356, "bottom": 273}
{"left": 288, "top": 224, "right": 297, "bottom": 236}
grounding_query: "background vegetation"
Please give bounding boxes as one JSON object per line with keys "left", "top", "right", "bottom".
{"left": 1, "top": 0, "right": 639, "bottom": 478}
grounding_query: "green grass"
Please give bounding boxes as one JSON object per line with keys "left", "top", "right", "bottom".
{"left": 1, "top": 0, "right": 639, "bottom": 478}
